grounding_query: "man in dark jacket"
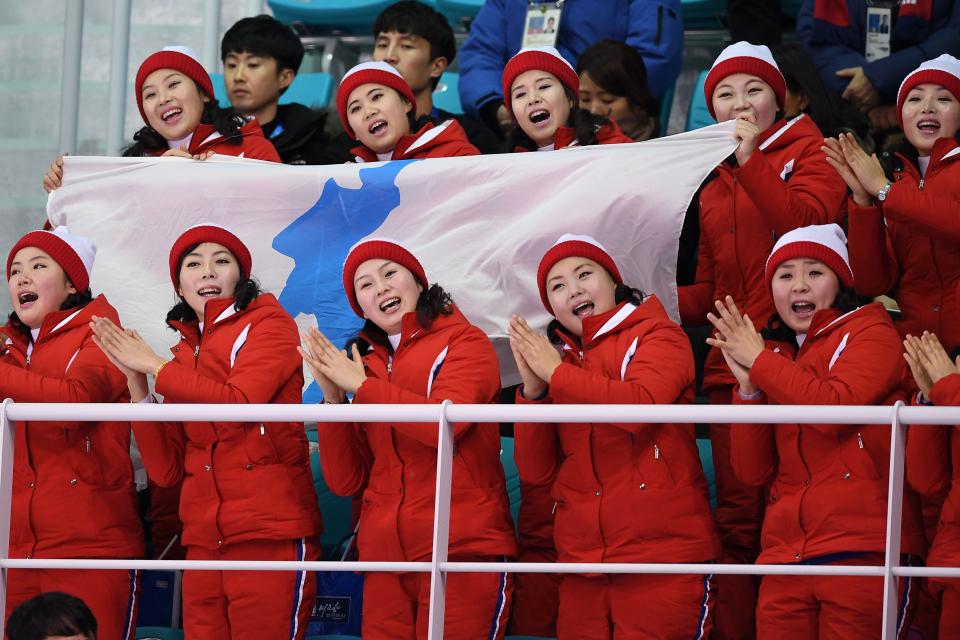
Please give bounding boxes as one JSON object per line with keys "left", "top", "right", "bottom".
{"left": 221, "top": 15, "right": 338, "bottom": 164}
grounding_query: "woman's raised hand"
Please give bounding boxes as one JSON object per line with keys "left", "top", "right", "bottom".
{"left": 299, "top": 326, "right": 366, "bottom": 397}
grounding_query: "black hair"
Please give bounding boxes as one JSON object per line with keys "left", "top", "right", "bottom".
{"left": 165, "top": 242, "right": 262, "bottom": 327}
{"left": 546, "top": 283, "right": 646, "bottom": 346}
{"left": 507, "top": 86, "right": 613, "bottom": 151}
{"left": 5, "top": 592, "right": 97, "bottom": 640}
{"left": 373, "top": 1, "right": 456, "bottom": 91}
{"left": 221, "top": 15, "right": 305, "bottom": 80}
{"left": 346, "top": 283, "right": 453, "bottom": 354}
{"left": 770, "top": 43, "right": 870, "bottom": 144}
{"left": 761, "top": 285, "right": 866, "bottom": 345}
{"left": 122, "top": 85, "right": 248, "bottom": 157}
{"left": 576, "top": 39, "right": 659, "bottom": 140}
{"left": 7, "top": 287, "right": 94, "bottom": 341}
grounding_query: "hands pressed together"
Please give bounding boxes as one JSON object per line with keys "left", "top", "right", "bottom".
{"left": 508, "top": 315, "right": 562, "bottom": 400}
{"left": 298, "top": 326, "right": 366, "bottom": 402}
{"left": 706, "top": 296, "right": 766, "bottom": 396}
{"left": 903, "top": 331, "right": 960, "bottom": 399}
{"left": 821, "top": 133, "right": 889, "bottom": 207}
{"left": 90, "top": 316, "right": 167, "bottom": 402}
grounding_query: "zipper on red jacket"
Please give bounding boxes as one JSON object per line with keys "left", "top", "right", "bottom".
{"left": 653, "top": 442, "right": 660, "bottom": 459}
{"left": 857, "top": 432, "right": 864, "bottom": 449}
{"left": 919, "top": 177, "right": 924, "bottom": 191}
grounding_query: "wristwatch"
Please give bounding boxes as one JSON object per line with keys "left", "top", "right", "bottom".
{"left": 876, "top": 181, "right": 893, "bottom": 202}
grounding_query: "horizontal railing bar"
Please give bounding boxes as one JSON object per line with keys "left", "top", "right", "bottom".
{"left": 0, "top": 559, "right": 431, "bottom": 572}
{"left": 4, "top": 402, "right": 960, "bottom": 425}
{"left": 442, "top": 562, "right": 888, "bottom": 577}
{"left": 891, "top": 566, "right": 960, "bottom": 578}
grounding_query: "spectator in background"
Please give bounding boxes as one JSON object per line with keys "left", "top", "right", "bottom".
{"left": 6, "top": 592, "right": 96, "bottom": 640}
{"left": 577, "top": 39, "right": 660, "bottom": 141}
{"left": 372, "top": 1, "right": 501, "bottom": 153}
{"left": 727, "top": 0, "right": 783, "bottom": 46}
{"left": 459, "top": 0, "right": 682, "bottom": 136}
{"left": 772, "top": 43, "right": 872, "bottom": 147}
{"left": 797, "top": 0, "right": 960, "bottom": 130}
{"left": 221, "top": 15, "right": 335, "bottom": 165}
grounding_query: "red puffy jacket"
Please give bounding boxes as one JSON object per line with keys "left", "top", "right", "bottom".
{"left": 0, "top": 295, "right": 143, "bottom": 560}
{"left": 317, "top": 306, "right": 516, "bottom": 562}
{"left": 351, "top": 119, "right": 480, "bottom": 163}
{"left": 514, "top": 297, "right": 719, "bottom": 564}
{"left": 679, "top": 114, "right": 847, "bottom": 394}
{"left": 907, "top": 373, "right": 960, "bottom": 573}
{"left": 147, "top": 120, "right": 280, "bottom": 162}
{"left": 731, "top": 303, "right": 925, "bottom": 563}
{"left": 847, "top": 138, "right": 960, "bottom": 351}
{"left": 513, "top": 119, "right": 633, "bottom": 152}
{"left": 133, "top": 294, "right": 322, "bottom": 551}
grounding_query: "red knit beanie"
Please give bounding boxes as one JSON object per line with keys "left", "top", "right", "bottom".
{"left": 135, "top": 46, "right": 215, "bottom": 126}
{"left": 896, "top": 54, "right": 960, "bottom": 128}
{"left": 704, "top": 41, "right": 786, "bottom": 120}
{"left": 336, "top": 61, "right": 417, "bottom": 139}
{"left": 537, "top": 234, "right": 623, "bottom": 313}
{"left": 502, "top": 46, "right": 579, "bottom": 112}
{"left": 765, "top": 224, "right": 853, "bottom": 292}
{"left": 168, "top": 224, "right": 252, "bottom": 288}
{"left": 342, "top": 238, "right": 428, "bottom": 317}
{"left": 7, "top": 226, "right": 96, "bottom": 292}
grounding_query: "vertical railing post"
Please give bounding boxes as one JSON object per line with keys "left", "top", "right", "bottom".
{"left": 202, "top": 0, "right": 223, "bottom": 73}
{"left": 881, "top": 401, "right": 906, "bottom": 639}
{"left": 58, "top": 0, "right": 85, "bottom": 155}
{"left": 105, "top": 0, "right": 132, "bottom": 156}
{"left": 427, "top": 401, "right": 454, "bottom": 640}
{"left": 0, "top": 399, "right": 17, "bottom": 622}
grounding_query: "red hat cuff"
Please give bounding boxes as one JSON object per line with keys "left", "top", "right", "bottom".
{"left": 342, "top": 239, "right": 428, "bottom": 317}
{"left": 896, "top": 69, "right": 960, "bottom": 128}
{"left": 7, "top": 228, "right": 94, "bottom": 293}
{"left": 764, "top": 241, "right": 854, "bottom": 292}
{"left": 169, "top": 224, "right": 252, "bottom": 288}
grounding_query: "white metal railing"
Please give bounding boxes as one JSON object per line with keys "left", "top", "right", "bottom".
{"left": 2, "top": 401, "right": 960, "bottom": 639}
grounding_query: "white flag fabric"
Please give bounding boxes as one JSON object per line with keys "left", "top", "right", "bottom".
{"left": 47, "top": 121, "right": 736, "bottom": 392}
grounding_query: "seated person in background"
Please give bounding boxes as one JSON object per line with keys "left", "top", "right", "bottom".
{"left": 337, "top": 61, "right": 479, "bottom": 162}
{"left": 797, "top": 0, "right": 960, "bottom": 130}
{"left": 459, "top": 0, "right": 682, "bottom": 136}
{"left": 221, "top": 15, "right": 337, "bottom": 165}
{"left": 373, "top": 1, "right": 501, "bottom": 154}
{"left": 6, "top": 592, "right": 97, "bottom": 640}
{"left": 772, "top": 42, "right": 872, "bottom": 147}
{"left": 577, "top": 39, "right": 660, "bottom": 142}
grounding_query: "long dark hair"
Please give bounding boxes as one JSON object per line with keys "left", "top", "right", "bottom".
{"left": 546, "top": 283, "right": 646, "bottom": 346}
{"left": 576, "top": 39, "right": 659, "bottom": 139}
{"left": 761, "top": 285, "right": 866, "bottom": 345}
{"left": 345, "top": 283, "right": 453, "bottom": 355}
{"left": 7, "top": 289, "right": 94, "bottom": 340}
{"left": 122, "top": 82, "right": 247, "bottom": 157}
{"left": 165, "top": 242, "right": 261, "bottom": 327}
{"left": 507, "top": 87, "right": 612, "bottom": 152}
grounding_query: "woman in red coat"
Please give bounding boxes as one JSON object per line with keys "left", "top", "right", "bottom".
{"left": 823, "top": 54, "right": 960, "bottom": 353}
{"left": 502, "top": 46, "right": 633, "bottom": 152}
{"left": 301, "top": 238, "right": 516, "bottom": 640}
{"left": 337, "top": 61, "right": 480, "bottom": 163}
{"left": 91, "top": 224, "right": 322, "bottom": 640}
{"left": 904, "top": 329, "right": 960, "bottom": 636}
{"left": 708, "top": 224, "right": 925, "bottom": 638}
{"left": 509, "top": 234, "right": 719, "bottom": 640}
{"left": 2, "top": 226, "right": 143, "bottom": 640}
{"left": 677, "top": 41, "right": 848, "bottom": 637}
{"left": 42, "top": 46, "right": 279, "bottom": 191}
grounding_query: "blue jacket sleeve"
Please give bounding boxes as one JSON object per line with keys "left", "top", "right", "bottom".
{"left": 459, "top": 0, "right": 511, "bottom": 119}
{"left": 864, "top": 3, "right": 960, "bottom": 101}
{"left": 626, "top": 0, "right": 683, "bottom": 99}
{"left": 797, "top": 0, "right": 868, "bottom": 96}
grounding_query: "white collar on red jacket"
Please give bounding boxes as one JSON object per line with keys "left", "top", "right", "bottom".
{"left": 813, "top": 305, "right": 865, "bottom": 337}
{"left": 759, "top": 113, "right": 806, "bottom": 152}
{"left": 590, "top": 302, "right": 639, "bottom": 342}
{"left": 211, "top": 303, "right": 239, "bottom": 326}
{"left": 942, "top": 146, "right": 960, "bottom": 162}
{"left": 405, "top": 119, "right": 454, "bottom": 155}
{"left": 49, "top": 308, "right": 83, "bottom": 335}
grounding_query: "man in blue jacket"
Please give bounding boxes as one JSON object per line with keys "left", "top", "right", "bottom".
{"left": 798, "top": 0, "right": 960, "bottom": 128}
{"left": 459, "top": 0, "right": 683, "bottom": 135}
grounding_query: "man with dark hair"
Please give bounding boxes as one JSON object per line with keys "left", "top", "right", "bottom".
{"left": 221, "top": 15, "right": 335, "bottom": 164}
{"left": 371, "top": 1, "right": 501, "bottom": 153}
{"left": 5, "top": 592, "right": 97, "bottom": 640}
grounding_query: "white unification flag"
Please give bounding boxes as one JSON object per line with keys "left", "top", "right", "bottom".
{"left": 48, "top": 121, "right": 736, "bottom": 395}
